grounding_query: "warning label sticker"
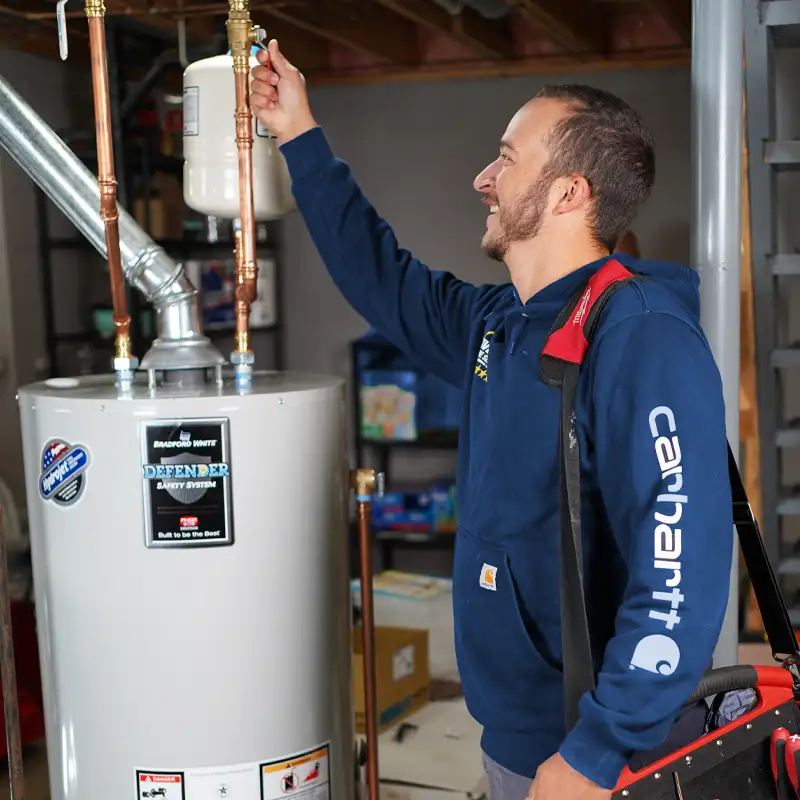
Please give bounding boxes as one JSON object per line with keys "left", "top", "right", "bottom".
{"left": 137, "top": 771, "right": 186, "bottom": 800}
{"left": 134, "top": 743, "right": 330, "bottom": 800}
{"left": 260, "top": 744, "right": 330, "bottom": 800}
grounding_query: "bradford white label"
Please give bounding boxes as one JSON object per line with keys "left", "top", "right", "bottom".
{"left": 140, "top": 418, "right": 233, "bottom": 548}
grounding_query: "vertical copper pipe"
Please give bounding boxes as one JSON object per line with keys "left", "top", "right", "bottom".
{"left": 356, "top": 501, "right": 379, "bottom": 800}
{"left": 352, "top": 467, "right": 380, "bottom": 800}
{"left": 0, "top": 500, "right": 25, "bottom": 799}
{"left": 86, "top": 0, "right": 132, "bottom": 361}
{"left": 228, "top": 1, "right": 259, "bottom": 357}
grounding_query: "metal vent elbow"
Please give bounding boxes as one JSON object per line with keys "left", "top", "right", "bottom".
{"left": 0, "top": 75, "right": 223, "bottom": 376}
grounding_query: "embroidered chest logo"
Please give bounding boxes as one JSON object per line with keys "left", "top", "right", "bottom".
{"left": 474, "top": 330, "right": 494, "bottom": 382}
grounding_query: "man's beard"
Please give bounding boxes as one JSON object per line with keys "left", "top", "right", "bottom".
{"left": 482, "top": 173, "right": 553, "bottom": 262}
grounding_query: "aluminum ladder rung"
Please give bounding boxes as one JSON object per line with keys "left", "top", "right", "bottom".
{"left": 777, "top": 421, "right": 800, "bottom": 447}
{"left": 771, "top": 346, "right": 800, "bottom": 368}
{"left": 763, "top": 0, "right": 800, "bottom": 27}
{"left": 771, "top": 254, "right": 800, "bottom": 275}
{"left": 765, "top": 141, "right": 800, "bottom": 168}
{"left": 778, "top": 490, "right": 800, "bottom": 515}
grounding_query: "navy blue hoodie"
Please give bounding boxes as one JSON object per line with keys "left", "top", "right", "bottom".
{"left": 280, "top": 127, "right": 734, "bottom": 790}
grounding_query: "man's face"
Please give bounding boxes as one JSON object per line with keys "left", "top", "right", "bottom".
{"left": 474, "top": 98, "right": 571, "bottom": 261}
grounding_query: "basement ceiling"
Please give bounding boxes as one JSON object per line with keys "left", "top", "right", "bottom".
{"left": 0, "top": 0, "right": 691, "bottom": 84}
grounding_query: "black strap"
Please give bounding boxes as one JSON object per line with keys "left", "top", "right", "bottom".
{"left": 541, "top": 263, "right": 800, "bottom": 733}
{"left": 559, "top": 360, "right": 596, "bottom": 729}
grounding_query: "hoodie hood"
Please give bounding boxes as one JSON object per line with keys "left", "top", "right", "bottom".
{"left": 484, "top": 252, "right": 701, "bottom": 348}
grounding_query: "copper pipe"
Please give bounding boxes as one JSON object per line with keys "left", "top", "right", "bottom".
{"left": 352, "top": 469, "right": 380, "bottom": 800}
{"left": 86, "top": 0, "right": 133, "bottom": 365}
{"left": 4, "top": 2, "right": 292, "bottom": 20}
{"left": 227, "top": 1, "right": 259, "bottom": 358}
{"left": 0, "top": 497, "right": 25, "bottom": 799}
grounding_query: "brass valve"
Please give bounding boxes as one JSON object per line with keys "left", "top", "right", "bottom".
{"left": 350, "top": 469, "right": 386, "bottom": 500}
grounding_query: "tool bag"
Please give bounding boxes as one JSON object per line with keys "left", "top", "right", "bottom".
{"left": 539, "top": 259, "right": 800, "bottom": 799}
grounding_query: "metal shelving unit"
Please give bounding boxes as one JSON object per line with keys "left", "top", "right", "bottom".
{"left": 350, "top": 337, "right": 458, "bottom": 570}
{"left": 744, "top": 0, "right": 800, "bottom": 618}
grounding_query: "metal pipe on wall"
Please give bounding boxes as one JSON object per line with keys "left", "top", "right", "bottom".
{"left": 0, "top": 75, "right": 224, "bottom": 376}
{"left": 691, "top": 0, "right": 744, "bottom": 668}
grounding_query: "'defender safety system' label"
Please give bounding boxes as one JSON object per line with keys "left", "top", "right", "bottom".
{"left": 140, "top": 417, "right": 234, "bottom": 549}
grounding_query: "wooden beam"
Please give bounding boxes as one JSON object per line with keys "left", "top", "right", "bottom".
{"left": 511, "top": 0, "right": 604, "bottom": 55}
{"left": 372, "top": 0, "right": 515, "bottom": 60}
{"left": 640, "top": 0, "right": 692, "bottom": 47}
{"left": 260, "top": 0, "right": 420, "bottom": 64}
{"left": 0, "top": 14, "right": 89, "bottom": 63}
{"left": 739, "top": 87, "right": 764, "bottom": 635}
{"left": 257, "top": 17, "right": 332, "bottom": 73}
{"left": 304, "top": 47, "right": 689, "bottom": 86}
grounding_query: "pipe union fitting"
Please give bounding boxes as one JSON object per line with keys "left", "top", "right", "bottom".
{"left": 230, "top": 350, "right": 255, "bottom": 366}
{"left": 114, "top": 356, "right": 140, "bottom": 373}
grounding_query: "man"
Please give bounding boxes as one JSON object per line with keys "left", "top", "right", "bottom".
{"left": 250, "top": 41, "right": 733, "bottom": 800}
{"left": 614, "top": 229, "right": 640, "bottom": 258}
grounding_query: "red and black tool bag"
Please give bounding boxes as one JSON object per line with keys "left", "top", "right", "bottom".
{"left": 539, "top": 259, "right": 800, "bottom": 799}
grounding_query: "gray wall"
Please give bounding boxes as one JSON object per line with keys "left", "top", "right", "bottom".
{"left": 0, "top": 59, "right": 695, "bottom": 527}
{"left": 282, "top": 66, "right": 693, "bottom": 380}
{"left": 280, "top": 65, "right": 693, "bottom": 501}
{"left": 0, "top": 50, "right": 86, "bottom": 504}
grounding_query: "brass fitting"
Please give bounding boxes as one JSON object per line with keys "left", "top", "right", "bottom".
{"left": 350, "top": 469, "right": 386, "bottom": 500}
{"left": 226, "top": 1, "right": 259, "bottom": 70}
{"left": 85, "top": 0, "right": 105, "bottom": 18}
{"left": 114, "top": 334, "right": 132, "bottom": 361}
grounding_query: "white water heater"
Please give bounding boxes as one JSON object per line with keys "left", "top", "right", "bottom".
{"left": 18, "top": 372, "right": 353, "bottom": 800}
{"left": 183, "top": 52, "right": 296, "bottom": 220}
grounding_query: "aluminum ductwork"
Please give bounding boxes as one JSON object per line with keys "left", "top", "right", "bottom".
{"left": 0, "top": 75, "right": 224, "bottom": 375}
{"left": 429, "top": 0, "right": 511, "bottom": 19}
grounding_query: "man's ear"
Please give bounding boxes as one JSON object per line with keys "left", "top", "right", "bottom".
{"left": 552, "top": 175, "right": 591, "bottom": 216}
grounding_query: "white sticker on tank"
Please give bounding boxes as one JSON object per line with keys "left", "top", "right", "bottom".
{"left": 134, "top": 743, "right": 330, "bottom": 800}
{"left": 261, "top": 743, "right": 330, "bottom": 800}
{"left": 183, "top": 86, "right": 199, "bottom": 137}
{"left": 185, "top": 762, "right": 256, "bottom": 797}
{"left": 137, "top": 770, "right": 185, "bottom": 799}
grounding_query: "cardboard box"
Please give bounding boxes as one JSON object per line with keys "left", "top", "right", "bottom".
{"left": 353, "top": 625, "right": 430, "bottom": 734}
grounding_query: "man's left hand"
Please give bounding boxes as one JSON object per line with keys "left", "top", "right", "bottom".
{"left": 526, "top": 754, "right": 612, "bottom": 800}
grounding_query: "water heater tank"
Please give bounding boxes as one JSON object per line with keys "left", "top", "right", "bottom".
{"left": 18, "top": 372, "right": 353, "bottom": 800}
{"left": 183, "top": 51, "right": 296, "bottom": 221}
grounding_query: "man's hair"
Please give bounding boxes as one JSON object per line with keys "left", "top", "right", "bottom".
{"left": 535, "top": 84, "right": 655, "bottom": 251}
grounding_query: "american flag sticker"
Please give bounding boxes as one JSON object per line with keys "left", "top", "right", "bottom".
{"left": 39, "top": 438, "right": 91, "bottom": 508}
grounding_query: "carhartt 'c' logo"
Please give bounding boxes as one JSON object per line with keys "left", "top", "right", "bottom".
{"left": 629, "top": 634, "right": 680, "bottom": 675}
{"left": 479, "top": 563, "right": 497, "bottom": 590}
{"left": 474, "top": 330, "right": 494, "bottom": 382}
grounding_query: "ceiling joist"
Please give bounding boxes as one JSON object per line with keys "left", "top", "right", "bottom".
{"left": 260, "top": 1, "right": 421, "bottom": 65}
{"left": 372, "top": 0, "right": 515, "bottom": 60}
{"left": 640, "top": 0, "right": 692, "bottom": 47}
{"left": 511, "top": 0, "right": 604, "bottom": 55}
{"left": 0, "top": 1, "right": 692, "bottom": 86}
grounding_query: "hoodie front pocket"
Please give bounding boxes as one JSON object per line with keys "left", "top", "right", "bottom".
{"left": 454, "top": 527, "right": 564, "bottom": 731}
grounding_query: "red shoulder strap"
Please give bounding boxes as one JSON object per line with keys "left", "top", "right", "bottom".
{"left": 541, "top": 259, "right": 636, "bottom": 367}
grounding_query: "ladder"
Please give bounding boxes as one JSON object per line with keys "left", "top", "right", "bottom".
{"left": 744, "top": 0, "right": 800, "bottom": 623}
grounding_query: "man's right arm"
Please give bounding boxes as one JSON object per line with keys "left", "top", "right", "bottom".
{"left": 280, "top": 126, "right": 484, "bottom": 386}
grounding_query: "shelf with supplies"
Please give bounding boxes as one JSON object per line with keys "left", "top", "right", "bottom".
{"left": 350, "top": 333, "right": 460, "bottom": 570}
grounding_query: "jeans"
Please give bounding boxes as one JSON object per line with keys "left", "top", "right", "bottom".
{"left": 483, "top": 752, "right": 531, "bottom": 800}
